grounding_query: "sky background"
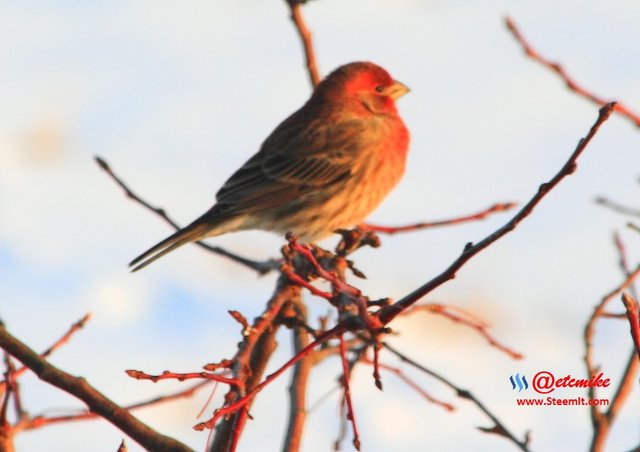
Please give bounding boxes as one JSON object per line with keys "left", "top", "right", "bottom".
{"left": 1, "top": 1, "right": 639, "bottom": 451}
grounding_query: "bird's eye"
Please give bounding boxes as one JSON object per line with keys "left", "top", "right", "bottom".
{"left": 374, "top": 85, "right": 385, "bottom": 93}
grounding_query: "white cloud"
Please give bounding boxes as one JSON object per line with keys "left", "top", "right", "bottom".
{"left": 83, "top": 274, "right": 153, "bottom": 325}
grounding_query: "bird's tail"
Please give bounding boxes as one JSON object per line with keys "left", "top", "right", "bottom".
{"left": 129, "top": 217, "right": 217, "bottom": 272}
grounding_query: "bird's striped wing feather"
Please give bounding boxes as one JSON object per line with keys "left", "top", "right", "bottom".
{"left": 214, "top": 117, "right": 367, "bottom": 214}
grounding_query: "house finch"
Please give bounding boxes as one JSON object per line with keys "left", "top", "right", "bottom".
{"left": 130, "top": 61, "right": 410, "bottom": 271}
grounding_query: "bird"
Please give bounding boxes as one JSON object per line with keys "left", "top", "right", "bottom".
{"left": 129, "top": 61, "right": 410, "bottom": 272}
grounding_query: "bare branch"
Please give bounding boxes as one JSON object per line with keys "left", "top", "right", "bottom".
{"left": 208, "top": 277, "right": 302, "bottom": 451}
{"left": 383, "top": 341, "right": 530, "bottom": 452}
{"left": 595, "top": 197, "right": 640, "bottom": 218}
{"left": 19, "top": 381, "right": 210, "bottom": 431}
{"left": 403, "top": 304, "right": 523, "bottom": 359}
{"left": 584, "top": 265, "right": 640, "bottom": 389}
{"left": 126, "top": 369, "right": 239, "bottom": 387}
{"left": 286, "top": 0, "right": 321, "bottom": 88}
{"left": 0, "top": 314, "right": 91, "bottom": 392}
{"left": 364, "top": 203, "right": 517, "bottom": 234}
{"left": 95, "top": 156, "right": 279, "bottom": 275}
{"left": 585, "top": 233, "right": 640, "bottom": 452}
{"left": 505, "top": 17, "right": 640, "bottom": 128}
{"left": 379, "top": 103, "right": 616, "bottom": 324}
{"left": 339, "top": 334, "right": 360, "bottom": 450}
{"left": 621, "top": 293, "right": 640, "bottom": 361}
{"left": 282, "top": 299, "right": 313, "bottom": 452}
{"left": 197, "top": 325, "right": 344, "bottom": 433}
{"left": 0, "top": 323, "right": 194, "bottom": 452}
{"left": 1, "top": 353, "right": 16, "bottom": 425}
{"left": 362, "top": 356, "right": 454, "bottom": 412}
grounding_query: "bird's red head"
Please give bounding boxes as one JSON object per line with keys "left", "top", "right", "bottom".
{"left": 315, "top": 61, "right": 409, "bottom": 116}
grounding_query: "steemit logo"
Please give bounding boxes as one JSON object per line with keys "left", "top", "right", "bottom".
{"left": 509, "top": 373, "right": 529, "bottom": 391}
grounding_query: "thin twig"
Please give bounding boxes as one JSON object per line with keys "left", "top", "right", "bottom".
{"left": 125, "top": 370, "right": 239, "bottom": 387}
{"left": 208, "top": 276, "right": 298, "bottom": 451}
{"left": 364, "top": 203, "right": 517, "bottom": 234}
{"left": 613, "top": 232, "right": 639, "bottom": 302}
{"left": 404, "top": 303, "right": 523, "bottom": 359}
{"left": 595, "top": 197, "right": 640, "bottom": 218}
{"left": 584, "top": 265, "right": 640, "bottom": 393}
{"left": 361, "top": 356, "right": 454, "bottom": 412}
{"left": 0, "top": 313, "right": 91, "bottom": 392}
{"left": 286, "top": 0, "right": 321, "bottom": 88}
{"left": 621, "top": 293, "right": 640, "bottom": 361}
{"left": 382, "top": 342, "right": 530, "bottom": 452}
{"left": 505, "top": 17, "right": 640, "bottom": 128}
{"left": 339, "top": 334, "right": 360, "bottom": 451}
{"left": 1, "top": 353, "right": 14, "bottom": 425}
{"left": 599, "top": 235, "right": 640, "bottom": 452}
{"left": 95, "top": 156, "right": 279, "bottom": 275}
{"left": 282, "top": 299, "right": 312, "bottom": 452}
{"left": 371, "top": 342, "right": 382, "bottom": 390}
{"left": 286, "top": 237, "right": 382, "bottom": 332}
{"left": 196, "top": 325, "right": 345, "bottom": 432}
{"left": 379, "top": 103, "right": 616, "bottom": 325}
{"left": 4, "top": 355, "right": 24, "bottom": 422}
{"left": 281, "top": 265, "right": 333, "bottom": 301}
{"left": 585, "top": 233, "right": 640, "bottom": 452}
{"left": 18, "top": 381, "right": 211, "bottom": 431}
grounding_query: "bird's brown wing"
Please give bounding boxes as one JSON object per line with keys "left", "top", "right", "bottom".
{"left": 214, "top": 117, "right": 367, "bottom": 214}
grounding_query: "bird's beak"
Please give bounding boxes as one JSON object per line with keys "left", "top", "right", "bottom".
{"left": 387, "top": 80, "right": 410, "bottom": 100}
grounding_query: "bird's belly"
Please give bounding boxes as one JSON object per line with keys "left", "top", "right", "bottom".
{"left": 263, "top": 153, "right": 405, "bottom": 242}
